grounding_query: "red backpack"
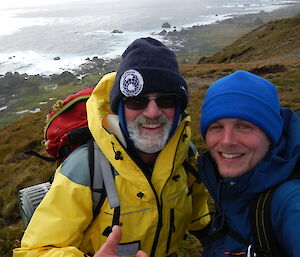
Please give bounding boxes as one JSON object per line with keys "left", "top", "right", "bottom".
{"left": 27, "top": 88, "right": 94, "bottom": 164}
{"left": 20, "top": 87, "right": 121, "bottom": 226}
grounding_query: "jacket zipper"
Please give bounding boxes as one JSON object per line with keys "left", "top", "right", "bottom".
{"left": 149, "top": 125, "right": 186, "bottom": 257}
{"left": 150, "top": 197, "right": 163, "bottom": 257}
{"left": 115, "top": 122, "right": 188, "bottom": 257}
{"left": 166, "top": 208, "right": 175, "bottom": 253}
{"left": 150, "top": 124, "right": 188, "bottom": 256}
{"left": 111, "top": 137, "right": 162, "bottom": 257}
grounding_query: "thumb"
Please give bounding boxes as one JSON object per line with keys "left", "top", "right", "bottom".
{"left": 106, "top": 225, "right": 122, "bottom": 253}
{"left": 136, "top": 250, "right": 149, "bottom": 257}
{"left": 97, "top": 225, "right": 122, "bottom": 255}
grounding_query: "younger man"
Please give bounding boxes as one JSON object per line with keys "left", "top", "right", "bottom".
{"left": 198, "top": 70, "right": 300, "bottom": 257}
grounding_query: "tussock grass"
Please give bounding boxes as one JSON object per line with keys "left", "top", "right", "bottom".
{"left": 200, "top": 18, "right": 300, "bottom": 63}
{"left": 1, "top": 60, "right": 299, "bottom": 257}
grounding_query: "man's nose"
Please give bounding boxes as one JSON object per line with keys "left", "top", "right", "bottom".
{"left": 221, "top": 128, "right": 237, "bottom": 145}
{"left": 142, "top": 99, "right": 162, "bottom": 119}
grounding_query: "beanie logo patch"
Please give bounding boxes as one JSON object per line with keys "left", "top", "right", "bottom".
{"left": 120, "top": 69, "right": 144, "bottom": 97}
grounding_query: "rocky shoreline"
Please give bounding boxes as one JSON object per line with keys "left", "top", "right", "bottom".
{"left": 1, "top": 3, "right": 299, "bottom": 80}
{"left": 163, "top": 3, "right": 300, "bottom": 61}
{"left": 54, "top": 3, "right": 300, "bottom": 74}
{"left": 0, "top": 3, "right": 299, "bottom": 129}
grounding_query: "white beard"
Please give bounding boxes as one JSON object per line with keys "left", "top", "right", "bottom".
{"left": 127, "top": 114, "right": 173, "bottom": 153}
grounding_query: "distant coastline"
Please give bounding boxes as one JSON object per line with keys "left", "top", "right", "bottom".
{"left": 60, "top": 2, "right": 300, "bottom": 75}
{"left": 164, "top": 2, "right": 300, "bottom": 58}
{"left": 1, "top": 1, "right": 300, "bottom": 130}
{"left": 0, "top": 0, "right": 299, "bottom": 76}
{"left": 59, "top": 2, "right": 300, "bottom": 74}
{"left": 0, "top": 3, "right": 299, "bottom": 79}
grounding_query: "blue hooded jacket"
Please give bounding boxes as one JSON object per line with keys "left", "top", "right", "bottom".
{"left": 198, "top": 108, "right": 300, "bottom": 257}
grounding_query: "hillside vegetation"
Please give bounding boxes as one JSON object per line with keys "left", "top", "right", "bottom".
{"left": 198, "top": 17, "right": 300, "bottom": 63}
{"left": 1, "top": 16, "right": 300, "bottom": 257}
{"left": 165, "top": 6, "right": 300, "bottom": 63}
{"left": 0, "top": 68, "right": 117, "bottom": 130}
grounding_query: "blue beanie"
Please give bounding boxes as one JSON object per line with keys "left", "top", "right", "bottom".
{"left": 200, "top": 70, "right": 283, "bottom": 145}
{"left": 110, "top": 37, "right": 188, "bottom": 114}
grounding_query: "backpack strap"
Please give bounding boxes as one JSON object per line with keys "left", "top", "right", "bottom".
{"left": 93, "top": 141, "right": 120, "bottom": 209}
{"left": 89, "top": 140, "right": 121, "bottom": 236}
{"left": 20, "top": 139, "right": 120, "bottom": 227}
{"left": 249, "top": 188, "right": 284, "bottom": 257}
{"left": 24, "top": 150, "right": 57, "bottom": 162}
{"left": 59, "top": 127, "right": 92, "bottom": 159}
{"left": 250, "top": 160, "right": 300, "bottom": 257}
{"left": 87, "top": 140, "right": 120, "bottom": 218}
{"left": 24, "top": 127, "right": 92, "bottom": 163}
{"left": 200, "top": 214, "right": 251, "bottom": 248}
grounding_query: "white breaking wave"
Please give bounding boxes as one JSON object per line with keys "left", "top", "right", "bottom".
{"left": 0, "top": 106, "right": 8, "bottom": 111}
{"left": 0, "top": 51, "right": 89, "bottom": 75}
{"left": 15, "top": 108, "right": 41, "bottom": 114}
{"left": 0, "top": 0, "right": 298, "bottom": 75}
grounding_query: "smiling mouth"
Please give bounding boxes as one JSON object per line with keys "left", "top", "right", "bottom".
{"left": 140, "top": 123, "right": 162, "bottom": 129}
{"left": 220, "top": 152, "right": 244, "bottom": 159}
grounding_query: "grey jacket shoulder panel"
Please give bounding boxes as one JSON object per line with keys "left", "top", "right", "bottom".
{"left": 60, "top": 144, "right": 91, "bottom": 187}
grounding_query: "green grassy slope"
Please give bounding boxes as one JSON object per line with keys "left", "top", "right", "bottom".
{"left": 198, "top": 17, "right": 300, "bottom": 63}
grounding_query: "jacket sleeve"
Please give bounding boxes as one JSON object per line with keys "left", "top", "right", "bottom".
{"left": 188, "top": 181, "right": 211, "bottom": 232}
{"left": 271, "top": 179, "right": 300, "bottom": 257}
{"left": 13, "top": 145, "right": 93, "bottom": 257}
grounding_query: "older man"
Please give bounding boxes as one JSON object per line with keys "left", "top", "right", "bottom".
{"left": 14, "top": 37, "right": 210, "bottom": 257}
{"left": 198, "top": 70, "right": 300, "bottom": 257}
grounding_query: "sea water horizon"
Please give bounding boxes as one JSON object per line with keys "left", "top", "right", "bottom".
{"left": 0, "top": 0, "right": 298, "bottom": 76}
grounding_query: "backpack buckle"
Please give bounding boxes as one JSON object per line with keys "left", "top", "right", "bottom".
{"left": 247, "top": 245, "right": 257, "bottom": 257}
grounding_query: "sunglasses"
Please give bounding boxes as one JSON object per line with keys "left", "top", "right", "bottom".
{"left": 124, "top": 94, "right": 179, "bottom": 110}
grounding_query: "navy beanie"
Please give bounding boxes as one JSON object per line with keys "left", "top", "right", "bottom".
{"left": 200, "top": 70, "right": 283, "bottom": 145}
{"left": 110, "top": 37, "right": 188, "bottom": 114}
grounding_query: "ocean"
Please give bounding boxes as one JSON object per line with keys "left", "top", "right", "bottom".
{"left": 0, "top": 0, "right": 298, "bottom": 75}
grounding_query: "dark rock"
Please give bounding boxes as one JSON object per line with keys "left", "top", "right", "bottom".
{"left": 53, "top": 57, "right": 61, "bottom": 61}
{"left": 73, "top": 56, "right": 120, "bottom": 76}
{"left": 197, "top": 56, "right": 209, "bottom": 64}
{"left": 162, "top": 22, "right": 171, "bottom": 28}
{"left": 158, "top": 30, "right": 167, "bottom": 36}
{"left": 50, "top": 71, "right": 76, "bottom": 85}
{"left": 250, "top": 64, "right": 287, "bottom": 75}
{"left": 4, "top": 72, "right": 13, "bottom": 77}
{"left": 111, "top": 29, "right": 123, "bottom": 34}
{"left": 223, "top": 68, "right": 234, "bottom": 73}
{"left": 92, "top": 56, "right": 105, "bottom": 65}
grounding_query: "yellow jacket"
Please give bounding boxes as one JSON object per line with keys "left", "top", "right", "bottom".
{"left": 14, "top": 72, "right": 210, "bottom": 257}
